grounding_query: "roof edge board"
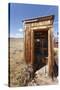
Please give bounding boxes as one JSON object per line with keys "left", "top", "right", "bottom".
{"left": 22, "top": 15, "right": 54, "bottom": 24}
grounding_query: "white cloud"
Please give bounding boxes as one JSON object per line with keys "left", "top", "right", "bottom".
{"left": 10, "top": 28, "right": 24, "bottom": 38}
{"left": 10, "top": 34, "right": 16, "bottom": 38}
{"left": 16, "top": 33, "right": 21, "bottom": 37}
{"left": 10, "top": 33, "right": 24, "bottom": 38}
{"left": 16, "top": 28, "right": 24, "bottom": 38}
{"left": 18, "top": 28, "right": 23, "bottom": 32}
{"left": 16, "top": 33, "right": 24, "bottom": 38}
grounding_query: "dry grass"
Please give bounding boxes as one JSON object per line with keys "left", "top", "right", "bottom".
{"left": 9, "top": 38, "right": 28, "bottom": 87}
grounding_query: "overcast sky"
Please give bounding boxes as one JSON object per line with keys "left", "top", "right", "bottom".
{"left": 9, "top": 3, "right": 58, "bottom": 38}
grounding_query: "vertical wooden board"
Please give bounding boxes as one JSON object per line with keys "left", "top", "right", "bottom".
{"left": 27, "top": 30, "right": 31, "bottom": 63}
{"left": 50, "top": 28, "right": 54, "bottom": 75}
{"left": 48, "top": 29, "right": 51, "bottom": 76}
{"left": 25, "top": 29, "right": 28, "bottom": 63}
{"left": 48, "top": 27, "right": 54, "bottom": 76}
{"left": 25, "top": 26, "right": 31, "bottom": 64}
{"left": 31, "top": 30, "right": 34, "bottom": 64}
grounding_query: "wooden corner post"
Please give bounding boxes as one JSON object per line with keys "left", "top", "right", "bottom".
{"left": 48, "top": 18, "right": 54, "bottom": 77}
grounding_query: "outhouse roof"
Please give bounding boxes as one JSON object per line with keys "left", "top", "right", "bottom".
{"left": 22, "top": 15, "right": 54, "bottom": 24}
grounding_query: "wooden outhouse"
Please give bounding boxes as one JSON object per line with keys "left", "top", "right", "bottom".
{"left": 23, "top": 15, "right": 54, "bottom": 76}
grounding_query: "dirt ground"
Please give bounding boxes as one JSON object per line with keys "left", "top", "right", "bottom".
{"left": 9, "top": 38, "right": 58, "bottom": 87}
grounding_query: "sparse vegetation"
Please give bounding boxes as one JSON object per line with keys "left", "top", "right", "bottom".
{"left": 9, "top": 38, "right": 34, "bottom": 86}
{"left": 9, "top": 38, "right": 58, "bottom": 87}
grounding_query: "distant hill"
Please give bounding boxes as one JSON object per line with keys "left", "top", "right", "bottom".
{"left": 8, "top": 37, "right": 24, "bottom": 40}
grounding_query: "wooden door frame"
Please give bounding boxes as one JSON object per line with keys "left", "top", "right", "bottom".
{"left": 31, "top": 28, "right": 48, "bottom": 64}
{"left": 30, "top": 26, "right": 54, "bottom": 76}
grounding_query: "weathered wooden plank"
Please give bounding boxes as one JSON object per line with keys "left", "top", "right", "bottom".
{"left": 25, "top": 26, "right": 31, "bottom": 64}
{"left": 48, "top": 27, "right": 54, "bottom": 76}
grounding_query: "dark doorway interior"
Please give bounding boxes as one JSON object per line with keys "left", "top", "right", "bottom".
{"left": 33, "top": 30, "right": 48, "bottom": 72}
